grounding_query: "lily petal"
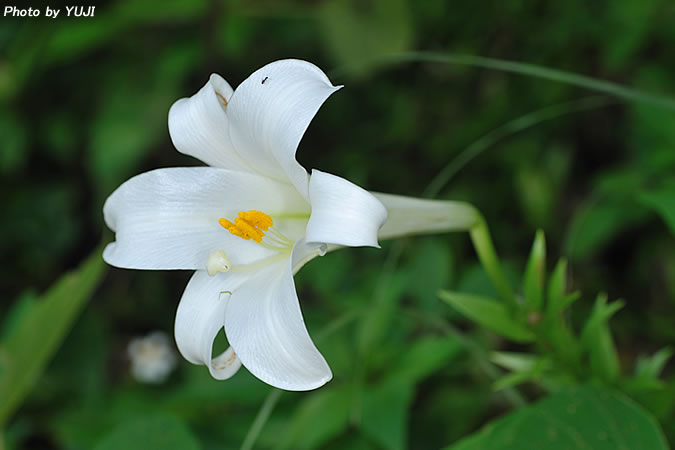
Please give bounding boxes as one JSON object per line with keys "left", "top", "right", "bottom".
{"left": 224, "top": 249, "right": 332, "bottom": 391}
{"left": 371, "top": 192, "right": 480, "bottom": 240}
{"left": 291, "top": 238, "right": 328, "bottom": 275}
{"left": 174, "top": 270, "right": 243, "bottom": 380}
{"left": 227, "top": 59, "right": 342, "bottom": 199}
{"left": 305, "top": 170, "right": 387, "bottom": 248}
{"left": 169, "top": 74, "right": 253, "bottom": 172}
{"left": 103, "top": 167, "right": 309, "bottom": 270}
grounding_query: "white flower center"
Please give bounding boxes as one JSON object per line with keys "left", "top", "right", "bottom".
{"left": 206, "top": 210, "right": 294, "bottom": 276}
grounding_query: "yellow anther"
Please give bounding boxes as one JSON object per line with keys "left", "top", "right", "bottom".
{"left": 218, "top": 218, "right": 234, "bottom": 230}
{"left": 234, "top": 217, "right": 264, "bottom": 242}
{"left": 219, "top": 210, "right": 274, "bottom": 243}
{"left": 238, "top": 210, "right": 273, "bottom": 230}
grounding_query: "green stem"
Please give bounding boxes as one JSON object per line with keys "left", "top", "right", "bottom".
{"left": 239, "top": 389, "right": 283, "bottom": 450}
{"left": 333, "top": 51, "right": 675, "bottom": 112}
{"left": 469, "top": 215, "right": 517, "bottom": 308}
{"left": 423, "top": 96, "right": 612, "bottom": 198}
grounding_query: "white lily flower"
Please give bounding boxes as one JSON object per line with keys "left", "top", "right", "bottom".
{"left": 103, "top": 59, "right": 479, "bottom": 391}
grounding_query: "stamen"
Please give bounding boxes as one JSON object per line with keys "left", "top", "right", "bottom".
{"left": 269, "top": 228, "right": 293, "bottom": 244}
{"left": 239, "top": 211, "right": 273, "bottom": 230}
{"left": 219, "top": 210, "right": 275, "bottom": 243}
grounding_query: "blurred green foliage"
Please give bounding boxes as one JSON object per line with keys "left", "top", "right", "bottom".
{"left": 1, "top": 0, "right": 675, "bottom": 448}
{"left": 447, "top": 387, "right": 669, "bottom": 450}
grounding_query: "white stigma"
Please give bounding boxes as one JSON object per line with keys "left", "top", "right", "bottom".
{"left": 207, "top": 250, "right": 232, "bottom": 276}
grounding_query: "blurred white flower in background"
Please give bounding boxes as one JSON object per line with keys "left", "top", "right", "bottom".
{"left": 127, "top": 331, "right": 178, "bottom": 384}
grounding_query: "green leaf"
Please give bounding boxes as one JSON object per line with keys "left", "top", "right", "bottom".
{"left": 603, "top": 0, "right": 657, "bottom": 69}
{"left": 0, "top": 246, "right": 106, "bottom": 427}
{"left": 546, "top": 258, "right": 567, "bottom": 315}
{"left": 445, "top": 387, "right": 669, "bottom": 450}
{"left": 439, "top": 291, "right": 535, "bottom": 342}
{"left": 94, "top": 413, "right": 200, "bottom": 450}
{"left": 318, "top": 0, "right": 413, "bottom": 78}
{"left": 357, "top": 270, "right": 408, "bottom": 357}
{"left": 406, "top": 238, "right": 453, "bottom": 312}
{"left": 565, "top": 198, "right": 649, "bottom": 261}
{"left": 387, "top": 336, "right": 463, "bottom": 384}
{"left": 360, "top": 380, "right": 414, "bottom": 450}
{"left": 639, "top": 184, "right": 675, "bottom": 235}
{"left": 492, "top": 370, "right": 540, "bottom": 391}
{"left": 491, "top": 351, "right": 539, "bottom": 372}
{"left": 580, "top": 294, "right": 624, "bottom": 382}
{"left": 635, "top": 347, "right": 673, "bottom": 380}
{"left": 523, "top": 230, "right": 546, "bottom": 311}
{"left": 516, "top": 166, "right": 556, "bottom": 228}
{"left": 88, "top": 76, "right": 168, "bottom": 195}
{"left": 491, "top": 352, "right": 553, "bottom": 391}
{"left": 0, "top": 291, "right": 37, "bottom": 341}
{"left": 545, "top": 258, "right": 582, "bottom": 332}
{"left": 0, "top": 110, "right": 28, "bottom": 174}
{"left": 277, "top": 386, "right": 352, "bottom": 450}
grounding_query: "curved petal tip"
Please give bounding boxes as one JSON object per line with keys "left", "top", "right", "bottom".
{"left": 305, "top": 170, "right": 387, "bottom": 248}
{"left": 224, "top": 261, "right": 333, "bottom": 391}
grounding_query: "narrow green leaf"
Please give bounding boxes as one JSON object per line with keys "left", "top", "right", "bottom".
{"left": 94, "top": 413, "right": 200, "bottom": 450}
{"left": 635, "top": 347, "right": 673, "bottom": 379}
{"left": 523, "top": 230, "right": 546, "bottom": 311}
{"left": 445, "top": 387, "right": 669, "bottom": 450}
{"left": 580, "top": 294, "right": 624, "bottom": 382}
{"left": 556, "top": 292, "right": 582, "bottom": 315}
{"left": 0, "top": 292, "right": 37, "bottom": 341}
{"left": 639, "top": 184, "right": 675, "bottom": 235}
{"left": 439, "top": 291, "right": 535, "bottom": 342}
{"left": 491, "top": 352, "right": 539, "bottom": 372}
{"left": 545, "top": 258, "right": 582, "bottom": 367}
{"left": 546, "top": 258, "right": 567, "bottom": 316}
{"left": 491, "top": 353, "right": 552, "bottom": 391}
{"left": 0, "top": 246, "right": 106, "bottom": 427}
{"left": 544, "top": 312, "right": 582, "bottom": 369}
{"left": 347, "top": 51, "right": 675, "bottom": 112}
{"left": 492, "top": 371, "right": 537, "bottom": 391}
